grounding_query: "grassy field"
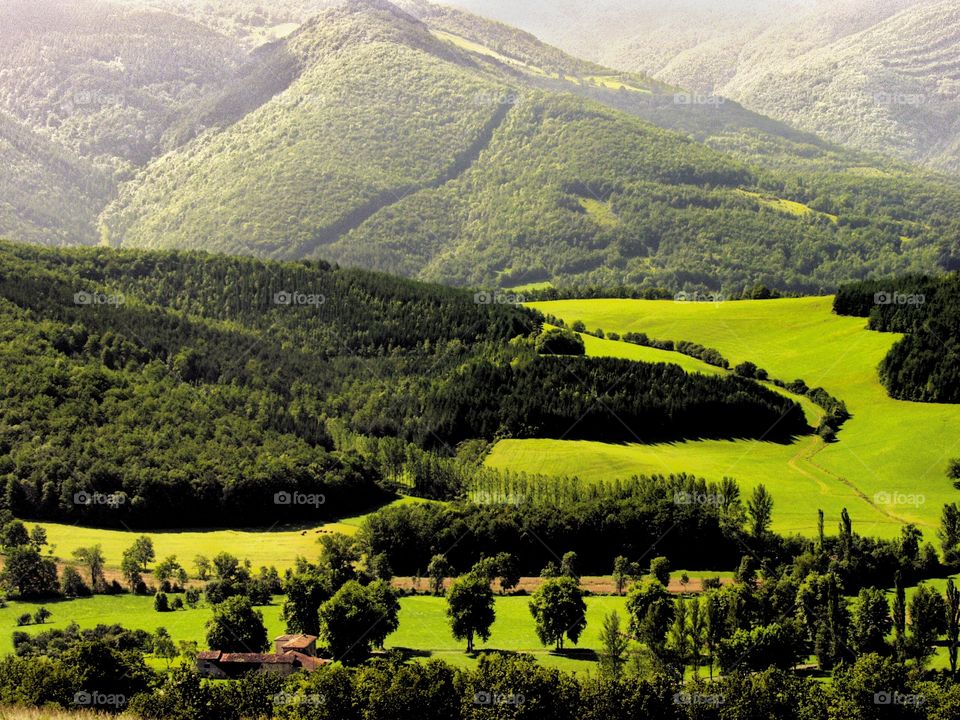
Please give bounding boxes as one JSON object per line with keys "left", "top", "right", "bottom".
{"left": 1, "top": 592, "right": 632, "bottom": 673}
{"left": 385, "top": 595, "right": 629, "bottom": 672}
{"left": 23, "top": 499, "right": 424, "bottom": 573}
{"left": 487, "top": 297, "right": 960, "bottom": 540}
{"left": 0, "top": 594, "right": 287, "bottom": 656}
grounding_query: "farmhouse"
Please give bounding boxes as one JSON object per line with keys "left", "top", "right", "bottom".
{"left": 197, "top": 634, "right": 329, "bottom": 678}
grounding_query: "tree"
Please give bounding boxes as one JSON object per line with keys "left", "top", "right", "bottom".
{"left": 559, "top": 551, "right": 579, "bottom": 581}
{"left": 1, "top": 520, "right": 30, "bottom": 549}
{"left": 908, "top": 584, "right": 947, "bottom": 667}
{"left": 947, "top": 579, "right": 960, "bottom": 676}
{"left": 120, "top": 549, "right": 143, "bottom": 592}
{"left": 128, "top": 536, "right": 155, "bottom": 573}
{"left": 940, "top": 503, "right": 960, "bottom": 566}
{"left": 649, "top": 556, "right": 670, "bottom": 587}
{"left": 282, "top": 567, "right": 332, "bottom": 636}
{"left": 703, "top": 590, "right": 728, "bottom": 680}
{"left": 29, "top": 526, "right": 47, "bottom": 549}
{"left": 536, "top": 327, "right": 585, "bottom": 355}
{"left": 598, "top": 610, "right": 628, "bottom": 678}
{"left": 61, "top": 566, "right": 91, "bottom": 597}
{"left": 529, "top": 576, "right": 587, "bottom": 651}
{"left": 493, "top": 552, "right": 520, "bottom": 594}
{"left": 446, "top": 574, "right": 495, "bottom": 653}
{"left": 900, "top": 524, "right": 922, "bottom": 563}
{"left": 949, "top": 458, "right": 960, "bottom": 483}
{"left": 211, "top": 552, "right": 240, "bottom": 580}
{"left": 153, "top": 628, "right": 177, "bottom": 669}
{"left": 850, "top": 587, "right": 891, "bottom": 656}
{"left": 688, "top": 596, "right": 705, "bottom": 676}
{"left": 318, "top": 580, "right": 383, "bottom": 662}
{"left": 669, "top": 597, "right": 690, "bottom": 669}
{"left": 33, "top": 607, "right": 51, "bottom": 625}
{"left": 747, "top": 484, "right": 774, "bottom": 537}
{"left": 1, "top": 546, "right": 59, "bottom": 598}
{"left": 154, "top": 556, "right": 184, "bottom": 585}
{"left": 427, "top": 554, "right": 452, "bottom": 596}
{"left": 892, "top": 571, "right": 906, "bottom": 659}
{"left": 206, "top": 596, "right": 268, "bottom": 653}
{"left": 72, "top": 546, "right": 106, "bottom": 592}
{"left": 612, "top": 556, "right": 631, "bottom": 595}
{"left": 319, "top": 533, "right": 359, "bottom": 590}
{"left": 194, "top": 555, "right": 211, "bottom": 581}
{"left": 626, "top": 578, "right": 674, "bottom": 658}
{"left": 368, "top": 579, "right": 401, "bottom": 649}
{"left": 154, "top": 592, "right": 170, "bottom": 612}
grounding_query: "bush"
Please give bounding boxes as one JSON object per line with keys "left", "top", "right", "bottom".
{"left": 536, "top": 328, "right": 586, "bottom": 356}
{"left": 16, "top": 613, "right": 32, "bottom": 626}
{"left": 154, "top": 592, "right": 170, "bottom": 612}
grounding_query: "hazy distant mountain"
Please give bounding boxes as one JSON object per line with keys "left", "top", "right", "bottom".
{"left": 99, "top": 0, "right": 960, "bottom": 291}
{"left": 0, "top": 112, "right": 111, "bottom": 246}
{"left": 444, "top": 0, "right": 960, "bottom": 173}
{"left": 0, "top": 0, "right": 244, "bottom": 172}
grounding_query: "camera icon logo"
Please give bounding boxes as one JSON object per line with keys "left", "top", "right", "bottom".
{"left": 274, "top": 291, "right": 292, "bottom": 306}
{"left": 274, "top": 491, "right": 292, "bottom": 505}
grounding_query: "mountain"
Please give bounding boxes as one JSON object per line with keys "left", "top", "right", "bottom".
{"left": 98, "top": 0, "right": 960, "bottom": 293}
{"left": 0, "top": 0, "right": 245, "bottom": 173}
{"left": 446, "top": 0, "right": 960, "bottom": 174}
{"left": 0, "top": 112, "right": 112, "bottom": 246}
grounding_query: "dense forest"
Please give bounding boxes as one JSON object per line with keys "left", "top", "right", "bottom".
{"left": 93, "top": 0, "right": 960, "bottom": 292}
{"left": 834, "top": 274, "right": 960, "bottom": 402}
{"left": 0, "top": 243, "right": 800, "bottom": 527}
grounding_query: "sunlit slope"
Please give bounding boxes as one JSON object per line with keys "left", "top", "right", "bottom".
{"left": 487, "top": 297, "right": 960, "bottom": 539}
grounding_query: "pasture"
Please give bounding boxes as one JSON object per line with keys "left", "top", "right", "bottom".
{"left": 487, "top": 297, "right": 960, "bottom": 539}
{"left": 23, "top": 499, "right": 425, "bottom": 573}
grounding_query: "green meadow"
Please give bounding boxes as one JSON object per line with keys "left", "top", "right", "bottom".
{"left": 23, "top": 500, "right": 427, "bottom": 573}
{"left": 1, "top": 593, "right": 632, "bottom": 674}
{"left": 488, "top": 297, "right": 960, "bottom": 540}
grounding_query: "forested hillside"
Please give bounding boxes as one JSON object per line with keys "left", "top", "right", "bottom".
{"left": 100, "top": 0, "right": 960, "bottom": 292}
{"left": 0, "top": 0, "right": 245, "bottom": 172}
{"left": 0, "top": 113, "right": 112, "bottom": 246}
{"left": 835, "top": 273, "right": 960, "bottom": 403}
{"left": 0, "top": 242, "right": 800, "bottom": 527}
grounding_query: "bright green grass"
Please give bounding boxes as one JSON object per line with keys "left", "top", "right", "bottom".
{"left": 385, "top": 595, "right": 629, "bottom": 672}
{"left": 0, "top": 594, "right": 287, "bottom": 656}
{"left": 488, "top": 297, "right": 960, "bottom": 539}
{"left": 736, "top": 190, "right": 838, "bottom": 223}
{"left": 577, "top": 198, "right": 619, "bottom": 228}
{"left": 25, "top": 498, "right": 424, "bottom": 572}
{"left": 2, "top": 593, "right": 632, "bottom": 673}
